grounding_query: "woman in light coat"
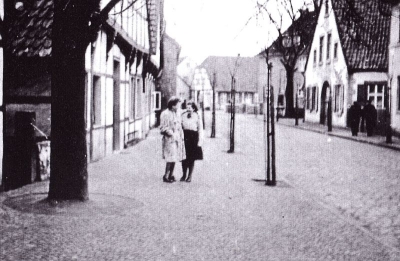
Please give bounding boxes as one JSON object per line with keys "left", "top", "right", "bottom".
{"left": 160, "top": 97, "right": 186, "bottom": 183}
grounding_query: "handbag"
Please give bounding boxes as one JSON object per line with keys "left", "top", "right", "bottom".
{"left": 196, "top": 146, "right": 203, "bottom": 160}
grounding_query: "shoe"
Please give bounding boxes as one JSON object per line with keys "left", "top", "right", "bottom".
{"left": 169, "top": 176, "right": 176, "bottom": 182}
{"left": 180, "top": 176, "right": 186, "bottom": 182}
{"left": 163, "top": 176, "right": 172, "bottom": 183}
{"left": 186, "top": 177, "right": 191, "bottom": 182}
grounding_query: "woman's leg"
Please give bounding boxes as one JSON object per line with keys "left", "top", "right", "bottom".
{"left": 168, "top": 162, "right": 176, "bottom": 181}
{"left": 181, "top": 160, "right": 188, "bottom": 181}
{"left": 163, "top": 163, "right": 172, "bottom": 182}
{"left": 186, "top": 160, "right": 195, "bottom": 182}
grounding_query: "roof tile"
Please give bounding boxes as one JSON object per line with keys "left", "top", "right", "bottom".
{"left": 7, "top": 0, "right": 54, "bottom": 57}
{"left": 332, "top": 0, "right": 390, "bottom": 71}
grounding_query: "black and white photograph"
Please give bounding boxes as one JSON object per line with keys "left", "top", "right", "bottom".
{"left": 1, "top": 0, "right": 400, "bottom": 260}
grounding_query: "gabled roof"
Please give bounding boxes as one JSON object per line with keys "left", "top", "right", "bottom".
{"left": 200, "top": 56, "right": 259, "bottom": 93}
{"left": 7, "top": 0, "right": 162, "bottom": 58}
{"left": 332, "top": 0, "right": 391, "bottom": 71}
{"left": 7, "top": 0, "right": 53, "bottom": 57}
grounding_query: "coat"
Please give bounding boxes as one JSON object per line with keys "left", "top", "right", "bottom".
{"left": 160, "top": 109, "right": 186, "bottom": 162}
{"left": 348, "top": 104, "right": 361, "bottom": 130}
{"left": 363, "top": 104, "right": 377, "bottom": 130}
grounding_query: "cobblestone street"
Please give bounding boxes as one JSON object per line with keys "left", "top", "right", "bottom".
{"left": 1, "top": 111, "right": 400, "bottom": 260}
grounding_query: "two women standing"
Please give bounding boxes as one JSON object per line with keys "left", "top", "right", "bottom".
{"left": 160, "top": 97, "right": 203, "bottom": 183}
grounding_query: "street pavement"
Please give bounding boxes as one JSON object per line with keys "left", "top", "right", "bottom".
{"left": 1, "top": 111, "right": 400, "bottom": 260}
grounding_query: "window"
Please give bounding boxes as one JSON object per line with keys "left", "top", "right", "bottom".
{"left": 313, "top": 49, "right": 317, "bottom": 66}
{"left": 93, "top": 76, "right": 102, "bottom": 125}
{"left": 325, "top": 0, "right": 329, "bottom": 16}
{"left": 398, "top": 76, "right": 400, "bottom": 111}
{"left": 306, "top": 87, "right": 311, "bottom": 110}
{"left": 334, "top": 85, "right": 344, "bottom": 113}
{"left": 312, "top": 87, "right": 316, "bottom": 110}
{"left": 333, "top": 42, "right": 338, "bottom": 59}
{"left": 366, "top": 82, "right": 385, "bottom": 109}
{"left": 129, "top": 77, "right": 135, "bottom": 120}
{"left": 398, "top": 16, "right": 400, "bottom": 42}
{"left": 135, "top": 78, "right": 142, "bottom": 118}
{"left": 319, "top": 36, "right": 324, "bottom": 63}
{"left": 327, "top": 33, "right": 331, "bottom": 61}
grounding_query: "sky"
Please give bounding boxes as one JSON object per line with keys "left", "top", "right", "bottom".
{"left": 163, "top": 0, "right": 312, "bottom": 63}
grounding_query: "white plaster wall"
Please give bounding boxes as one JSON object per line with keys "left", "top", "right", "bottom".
{"left": 389, "top": 4, "right": 400, "bottom": 134}
{"left": 105, "top": 77, "right": 114, "bottom": 126}
{"left": 304, "top": 0, "right": 349, "bottom": 126}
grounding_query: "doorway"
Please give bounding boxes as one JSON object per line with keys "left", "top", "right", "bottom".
{"left": 319, "top": 81, "right": 331, "bottom": 125}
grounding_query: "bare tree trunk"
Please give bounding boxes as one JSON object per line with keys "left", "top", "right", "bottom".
{"left": 48, "top": 1, "right": 98, "bottom": 201}
{"left": 285, "top": 66, "right": 295, "bottom": 117}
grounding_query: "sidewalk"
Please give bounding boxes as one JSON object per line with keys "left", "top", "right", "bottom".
{"left": 1, "top": 113, "right": 400, "bottom": 260}
{"left": 276, "top": 117, "right": 400, "bottom": 151}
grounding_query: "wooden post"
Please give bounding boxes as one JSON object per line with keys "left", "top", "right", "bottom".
{"left": 211, "top": 73, "right": 216, "bottom": 138}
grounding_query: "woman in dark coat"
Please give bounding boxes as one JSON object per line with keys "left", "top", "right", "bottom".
{"left": 348, "top": 101, "right": 361, "bottom": 136}
{"left": 363, "top": 98, "right": 377, "bottom": 137}
{"left": 180, "top": 101, "right": 203, "bottom": 182}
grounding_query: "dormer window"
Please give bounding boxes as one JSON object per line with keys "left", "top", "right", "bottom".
{"left": 325, "top": 0, "right": 329, "bottom": 16}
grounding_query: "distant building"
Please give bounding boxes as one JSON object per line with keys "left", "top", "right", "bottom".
{"left": 255, "top": 9, "right": 317, "bottom": 116}
{"left": 304, "top": 0, "right": 390, "bottom": 132}
{"left": 201, "top": 56, "right": 260, "bottom": 111}
{"left": 176, "top": 57, "right": 198, "bottom": 103}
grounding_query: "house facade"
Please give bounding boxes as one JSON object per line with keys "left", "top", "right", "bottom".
{"left": 304, "top": 0, "right": 390, "bottom": 132}
{"left": 257, "top": 50, "right": 308, "bottom": 115}
{"left": 201, "top": 56, "right": 260, "bottom": 111}
{"left": 176, "top": 57, "right": 198, "bottom": 103}
{"left": 387, "top": 0, "right": 400, "bottom": 136}
{"left": 255, "top": 9, "right": 316, "bottom": 115}
{"left": 2, "top": 0, "right": 163, "bottom": 190}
